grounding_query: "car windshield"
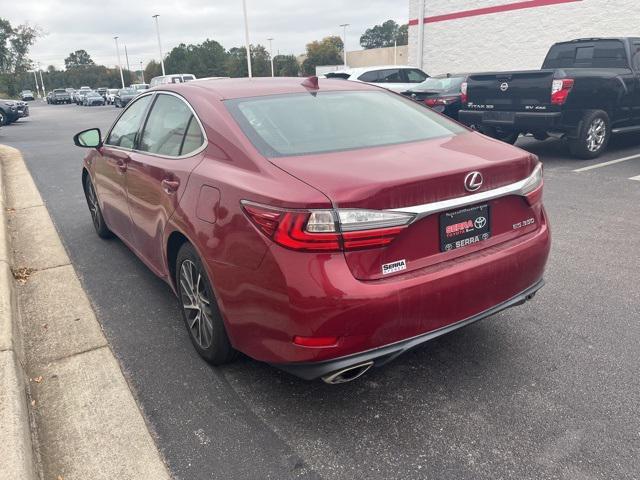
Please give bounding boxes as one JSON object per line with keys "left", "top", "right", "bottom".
{"left": 411, "top": 76, "right": 465, "bottom": 93}
{"left": 87, "top": 92, "right": 100, "bottom": 97}
{"left": 226, "top": 90, "right": 465, "bottom": 157}
{"left": 120, "top": 89, "right": 136, "bottom": 95}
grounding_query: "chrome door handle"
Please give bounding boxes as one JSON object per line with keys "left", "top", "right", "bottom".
{"left": 161, "top": 179, "right": 180, "bottom": 193}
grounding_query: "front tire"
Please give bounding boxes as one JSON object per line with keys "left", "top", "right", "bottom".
{"left": 83, "top": 174, "right": 112, "bottom": 239}
{"left": 0, "top": 111, "right": 6, "bottom": 125}
{"left": 176, "top": 243, "right": 236, "bottom": 365}
{"left": 568, "top": 110, "right": 610, "bottom": 159}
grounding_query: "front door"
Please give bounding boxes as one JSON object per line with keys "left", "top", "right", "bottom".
{"left": 96, "top": 94, "right": 153, "bottom": 238}
{"left": 124, "top": 93, "right": 207, "bottom": 276}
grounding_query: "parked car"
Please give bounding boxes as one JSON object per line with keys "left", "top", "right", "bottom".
{"left": 105, "top": 89, "right": 119, "bottom": 104}
{"left": 325, "top": 66, "right": 429, "bottom": 92}
{"left": 113, "top": 88, "right": 138, "bottom": 108}
{"left": 82, "top": 91, "right": 105, "bottom": 106}
{"left": 15, "top": 101, "right": 29, "bottom": 120}
{"left": 97, "top": 87, "right": 108, "bottom": 99}
{"left": 403, "top": 73, "right": 468, "bottom": 121}
{"left": 130, "top": 83, "right": 150, "bottom": 93}
{"left": 459, "top": 37, "right": 640, "bottom": 158}
{"left": 20, "top": 90, "right": 35, "bottom": 101}
{"left": 65, "top": 87, "right": 75, "bottom": 99}
{"left": 73, "top": 78, "right": 550, "bottom": 383}
{"left": 149, "top": 74, "right": 196, "bottom": 87}
{"left": 0, "top": 99, "right": 23, "bottom": 125}
{"left": 75, "top": 86, "right": 92, "bottom": 105}
{"left": 49, "top": 88, "right": 72, "bottom": 104}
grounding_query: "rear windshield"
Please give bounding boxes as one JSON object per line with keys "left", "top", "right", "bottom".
{"left": 54, "top": 89, "right": 66, "bottom": 93}
{"left": 411, "top": 76, "right": 465, "bottom": 93}
{"left": 543, "top": 40, "right": 629, "bottom": 68}
{"left": 226, "top": 91, "right": 465, "bottom": 157}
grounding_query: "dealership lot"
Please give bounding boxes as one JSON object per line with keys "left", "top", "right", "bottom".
{"left": 2, "top": 102, "right": 639, "bottom": 479}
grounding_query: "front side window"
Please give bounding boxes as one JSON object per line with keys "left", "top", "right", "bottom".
{"left": 138, "top": 94, "right": 203, "bottom": 157}
{"left": 226, "top": 90, "right": 465, "bottom": 157}
{"left": 105, "top": 95, "right": 152, "bottom": 149}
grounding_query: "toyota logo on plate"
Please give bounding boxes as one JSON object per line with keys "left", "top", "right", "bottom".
{"left": 500, "top": 82, "right": 509, "bottom": 92}
{"left": 474, "top": 217, "right": 487, "bottom": 229}
{"left": 464, "top": 171, "right": 483, "bottom": 192}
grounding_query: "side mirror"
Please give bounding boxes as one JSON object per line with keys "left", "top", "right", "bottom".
{"left": 73, "top": 128, "right": 102, "bottom": 148}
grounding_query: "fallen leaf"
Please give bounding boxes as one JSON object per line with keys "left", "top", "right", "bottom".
{"left": 42, "top": 324, "right": 48, "bottom": 330}
{"left": 33, "top": 376, "right": 43, "bottom": 383}
{"left": 11, "top": 266, "right": 35, "bottom": 285}
{"left": 31, "top": 399, "right": 36, "bottom": 407}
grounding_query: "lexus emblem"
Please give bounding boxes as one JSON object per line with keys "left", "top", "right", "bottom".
{"left": 464, "top": 171, "right": 483, "bottom": 192}
{"left": 500, "top": 82, "right": 509, "bottom": 92}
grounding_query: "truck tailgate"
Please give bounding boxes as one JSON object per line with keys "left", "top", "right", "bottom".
{"left": 467, "top": 70, "right": 556, "bottom": 112}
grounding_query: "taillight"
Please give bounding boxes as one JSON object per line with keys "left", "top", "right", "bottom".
{"left": 425, "top": 97, "right": 458, "bottom": 107}
{"left": 460, "top": 82, "right": 468, "bottom": 103}
{"left": 521, "top": 162, "right": 544, "bottom": 205}
{"left": 241, "top": 201, "right": 415, "bottom": 252}
{"left": 551, "top": 78, "right": 574, "bottom": 105}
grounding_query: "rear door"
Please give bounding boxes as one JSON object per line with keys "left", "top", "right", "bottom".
{"left": 124, "top": 92, "right": 206, "bottom": 275}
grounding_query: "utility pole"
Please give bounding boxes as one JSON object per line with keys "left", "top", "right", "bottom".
{"left": 267, "top": 37, "right": 274, "bottom": 77}
{"left": 242, "top": 0, "right": 252, "bottom": 78}
{"left": 140, "top": 61, "right": 145, "bottom": 83}
{"left": 394, "top": 39, "right": 397, "bottom": 65}
{"left": 339, "top": 23, "right": 349, "bottom": 67}
{"left": 152, "top": 15, "right": 166, "bottom": 76}
{"left": 32, "top": 70, "right": 40, "bottom": 98}
{"left": 124, "top": 44, "right": 131, "bottom": 74}
{"left": 114, "top": 36, "right": 125, "bottom": 88}
{"left": 37, "top": 63, "right": 46, "bottom": 97}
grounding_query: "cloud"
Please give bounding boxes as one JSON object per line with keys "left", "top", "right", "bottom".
{"left": 3, "top": 0, "right": 409, "bottom": 69}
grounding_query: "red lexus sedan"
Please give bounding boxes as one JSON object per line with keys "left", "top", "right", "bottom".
{"left": 73, "top": 77, "right": 550, "bottom": 384}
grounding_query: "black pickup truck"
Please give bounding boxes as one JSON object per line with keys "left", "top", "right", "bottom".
{"left": 459, "top": 38, "right": 640, "bottom": 158}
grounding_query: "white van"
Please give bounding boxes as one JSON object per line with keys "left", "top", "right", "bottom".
{"left": 149, "top": 74, "right": 196, "bottom": 87}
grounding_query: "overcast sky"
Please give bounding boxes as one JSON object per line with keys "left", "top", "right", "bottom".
{"left": 2, "top": 0, "right": 408, "bottom": 70}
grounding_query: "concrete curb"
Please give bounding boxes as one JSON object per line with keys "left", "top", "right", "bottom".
{"left": 0, "top": 145, "right": 172, "bottom": 480}
{"left": 0, "top": 147, "right": 37, "bottom": 480}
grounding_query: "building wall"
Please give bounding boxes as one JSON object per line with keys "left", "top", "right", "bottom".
{"left": 346, "top": 45, "right": 409, "bottom": 67}
{"left": 408, "top": 0, "right": 640, "bottom": 75}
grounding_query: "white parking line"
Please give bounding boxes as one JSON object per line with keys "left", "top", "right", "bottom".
{"left": 629, "top": 175, "right": 640, "bottom": 181}
{"left": 573, "top": 153, "right": 640, "bottom": 172}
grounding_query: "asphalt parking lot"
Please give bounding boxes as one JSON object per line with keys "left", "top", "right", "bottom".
{"left": 2, "top": 101, "right": 639, "bottom": 480}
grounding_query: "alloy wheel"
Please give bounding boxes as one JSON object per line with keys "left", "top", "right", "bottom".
{"left": 179, "top": 260, "right": 214, "bottom": 350}
{"left": 85, "top": 180, "right": 101, "bottom": 231}
{"left": 586, "top": 118, "right": 606, "bottom": 152}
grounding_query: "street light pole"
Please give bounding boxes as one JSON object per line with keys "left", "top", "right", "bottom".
{"left": 32, "top": 70, "right": 40, "bottom": 98}
{"left": 242, "top": 0, "right": 252, "bottom": 78}
{"left": 152, "top": 15, "right": 166, "bottom": 76}
{"left": 339, "top": 23, "right": 349, "bottom": 67}
{"left": 37, "top": 63, "right": 46, "bottom": 97}
{"left": 124, "top": 44, "right": 131, "bottom": 73}
{"left": 267, "top": 37, "right": 274, "bottom": 77}
{"left": 114, "top": 36, "right": 125, "bottom": 88}
{"left": 140, "top": 61, "right": 145, "bottom": 83}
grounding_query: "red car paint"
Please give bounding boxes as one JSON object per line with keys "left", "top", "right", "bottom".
{"left": 81, "top": 78, "right": 550, "bottom": 376}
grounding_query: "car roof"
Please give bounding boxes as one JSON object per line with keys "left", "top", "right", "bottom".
{"left": 331, "top": 65, "right": 423, "bottom": 76}
{"left": 156, "top": 76, "right": 383, "bottom": 100}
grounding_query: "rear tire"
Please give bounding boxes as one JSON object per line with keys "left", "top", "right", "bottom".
{"left": 176, "top": 243, "right": 237, "bottom": 365}
{"left": 568, "top": 110, "right": 610, "bottom": 159}
{"left": 83, "top": 174, "right": 112, "bottom": 239}
{"left": 0, "top": 111, "right": 6, "bottom": 126}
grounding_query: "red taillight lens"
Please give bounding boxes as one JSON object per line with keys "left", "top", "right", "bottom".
{"left": 551, "top": 78, "right": 574, "bottom": 105}
{"left": 293, "top": 335, "right": 338, "bottom": 347}
{"left": 425, "top": 98, "right": 440, "bottom": 107}
{"left": 241, "top": 202, "right": 414, "bottom": 252}
{"left": 460, "top": 81, "right": 468, "bottom": 103}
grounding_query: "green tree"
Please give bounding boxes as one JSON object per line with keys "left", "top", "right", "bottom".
{"left": 65, "top": 49, "right": 95, "bottom": 69}
{"left": 144, "top": 60, "right": 162, "bottom": 82}
{"left": 302, "top": 36, "right": 343, "bottom": 75}
{"left": 273, "top": 54, "right": 300, "bottom": 77}
{"left": 224, "top": 45, "right": 271, "bottom": 78}
{"left": 164, "top": 39, "right": 227, "bottom": 78}
{"left": 359, "top": 20, "right": 408, "bottom": 49}
{"left": 0, "top": 18, "right": 40, "bottom": 74}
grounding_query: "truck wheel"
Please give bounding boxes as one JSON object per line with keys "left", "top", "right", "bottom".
{"left": 481, "top": 126, "right": 520, "bottom": 145}
{"left": 569, "top": 110, "right": 610, "bottom": 159}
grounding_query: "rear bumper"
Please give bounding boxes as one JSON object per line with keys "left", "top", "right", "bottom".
{"left": 459, "top": 110, "right": 564, "bottom": 132}
{"left": 274, "top": 278, "right": 544, "bottom": 380}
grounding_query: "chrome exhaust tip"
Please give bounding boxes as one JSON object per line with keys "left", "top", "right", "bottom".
{"left": 321, "top": 361, "right": 374, "bottom": 384}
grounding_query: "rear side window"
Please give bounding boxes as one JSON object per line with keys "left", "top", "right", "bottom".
{"left": 404, "top": 69, "right": 428, "bottom": 83}
{"left": 226, "top": 91, "right": 465, "bottom": 157}
{"left": 377, "top": 69, "right": 402, "bottom": 83}
{"left": 138, "top": 94, "right": 204, "bottom": 157}
{"left": 543, "top": 40, "right": 629, "bottom": 68}
{"left": 106, "top": 95, "right": 152, "bottom": 148}
{"left": 357, "top": 71, "right": 378, "bottom": 82}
